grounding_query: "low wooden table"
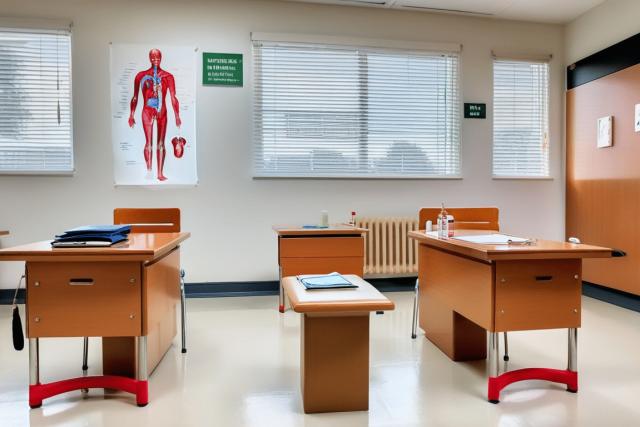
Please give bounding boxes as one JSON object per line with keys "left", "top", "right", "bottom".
{"left": 273, "top": 225, "right": 367, "bottom": 313}
{"left": 282, "top": 274, "right": 394, "bottom": 413}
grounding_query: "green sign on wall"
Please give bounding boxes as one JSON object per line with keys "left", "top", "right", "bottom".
{"left": 464, "top": 103, "right": 486, "bottom": 119}
{"left": 203, "top": 52, "right": 243, "bottom": 86}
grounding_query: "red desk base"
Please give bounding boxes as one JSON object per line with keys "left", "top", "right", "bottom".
{"left": 488, "top": 368, "right": 578, "bottom": 403}
{"left": 29, "top": 376, "right": 149, "bottom": 408}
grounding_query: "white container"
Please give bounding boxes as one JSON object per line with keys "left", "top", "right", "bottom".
{"left": 320, "top": 210, "right": 329, "bottom": 227}
{"left": 426, "top": 220, "right": 433, "bottom": 232}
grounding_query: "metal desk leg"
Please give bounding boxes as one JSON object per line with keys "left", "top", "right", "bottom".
{"left": 29, "top": 338, "right": 41, "bottom": 408}
{"left": 411, "top": 279, "right": 419, "bottom": 339}
{"left": 82, "top": 337, "right": 89, "bottom": 394}
{"left": 180, "top": 269, "right": 187, "bottom": 354}
{"left": 488, "top": 332, "right": 500, "bottom": 404}
{"left": 136, "top": 336, "right": 149, "bottom": 407}
{"left": 567, "top": 328, "right": 578, "bottom": 392}
{"left": 279, "top": 266, "right": 285, "bottom": 313}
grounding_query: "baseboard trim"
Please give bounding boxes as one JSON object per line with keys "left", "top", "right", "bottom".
{"left": 185, "top": 277, "right": 417, "bottom": 298}
{"left": 0, "top": 289, "right": 24, "bottom": 305}
{"left": 583, "top": 282, "right": 640, "bottom": 313}
{"left": 0, "top": 277, "right": 417, "bottom": 304}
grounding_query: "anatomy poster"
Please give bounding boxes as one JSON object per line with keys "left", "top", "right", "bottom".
{"left": 111, "top": 44, "right": 197, "bottom": 186}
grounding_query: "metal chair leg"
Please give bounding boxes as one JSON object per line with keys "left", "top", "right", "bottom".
{"left": 180, "top": 269, "right": 187, "bottom": 354}
{"left": 411, "top": 279, "right": 419, "bottom": 339}
{"left": 503, "top": 332, "right": 509, "bottom": 361}
{"left": 81, "top": 337, "right": 89, "bottom": 394}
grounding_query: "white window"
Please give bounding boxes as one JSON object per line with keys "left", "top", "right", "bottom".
{"left": 493, "top": 59, "right": 549, "bottom": 178}
{"left": 0, "top": 28, "right": 73, "bottom": 174}
{"left": 253, "top": 40, "right": 460, "bottom": 178}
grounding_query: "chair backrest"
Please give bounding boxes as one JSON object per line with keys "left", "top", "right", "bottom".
{"left": 418, "top": 207, "right": 499, "bottom": 231}
{"left": 113, "top": 208, "right": 181, "bottom": 233}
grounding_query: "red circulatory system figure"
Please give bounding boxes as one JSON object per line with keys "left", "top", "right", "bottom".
{"left": 128, "top": 49, "right": 182, "bottom": 181}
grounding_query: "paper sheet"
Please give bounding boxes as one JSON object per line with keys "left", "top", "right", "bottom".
{"left": 452, "top": 234, "right": 530, "bottom": 245}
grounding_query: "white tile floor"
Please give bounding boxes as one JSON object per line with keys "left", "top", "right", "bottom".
{"left": 1, "top": 292, "right": 640, "bottom": 427}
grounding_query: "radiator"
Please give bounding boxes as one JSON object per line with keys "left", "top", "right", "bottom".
{"left": 355, "top": 217, "right": 419, "bottom": 276}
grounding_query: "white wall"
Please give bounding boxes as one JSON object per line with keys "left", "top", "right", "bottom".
{"left": 566, "top": 0, "right": 640, "bottom": 64}
{"left": 0, "top": 0, "right": 566, "bottom": 288}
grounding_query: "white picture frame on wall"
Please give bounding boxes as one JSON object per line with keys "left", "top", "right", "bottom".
{"left": 597, "top": 116, "right": 613, "bottom": 148}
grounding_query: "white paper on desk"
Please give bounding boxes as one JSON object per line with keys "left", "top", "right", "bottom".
{"left": 453, "top": 234, "right": 529, "bottom": 245}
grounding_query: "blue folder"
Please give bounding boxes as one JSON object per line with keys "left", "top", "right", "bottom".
{"left": 55, "top": 225, "right": 131, "bottom": 238}
{"left": 52, "top": 225, "right": 131, "bottom": 247}
{"left": 299, "top": 273, "right": 358, "bottom": 290}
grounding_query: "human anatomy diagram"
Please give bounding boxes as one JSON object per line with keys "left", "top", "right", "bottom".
{"left": 128, "top": 48, "right": 185, "bottom": 181}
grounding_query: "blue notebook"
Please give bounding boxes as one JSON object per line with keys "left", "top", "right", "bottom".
{"left": 51, "top": 234, "right": 128, "bottom": 247}
{"left": 299, "top": 273, "right": 357, "bottom": 290}
{"left": 56, "top": 225, "right": 131, "bottom": 238}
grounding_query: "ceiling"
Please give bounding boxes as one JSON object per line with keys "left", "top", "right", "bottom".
{"left": 284, "top": 0, "right": 607, "bottom": 24}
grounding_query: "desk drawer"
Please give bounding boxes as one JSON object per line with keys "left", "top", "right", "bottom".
{"left": 494, "top": 259, "right": 581, "bottom": 332}
{"left": 280, "top": 237, "right": 364, "bottom": 258}
{"left": 26, "top": 261, "right": 141, "bottom": 338}
{"left": 281, "top": 257, "right": 364, "bottom": 277}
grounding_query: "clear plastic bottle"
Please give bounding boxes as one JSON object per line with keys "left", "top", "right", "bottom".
{"left": 439, "top": 203, "right": 449, "bottom": 239}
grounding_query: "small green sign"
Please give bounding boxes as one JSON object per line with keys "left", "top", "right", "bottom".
{"left": 203, "top": 52, "right": 243, "bottom": 86}
{"left": 464, "top": 103, "right": 486, "bottom": 119}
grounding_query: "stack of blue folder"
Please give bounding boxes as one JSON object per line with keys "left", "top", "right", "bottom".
{"left": 51, "top": 225, "right": 131, "bottom": 247}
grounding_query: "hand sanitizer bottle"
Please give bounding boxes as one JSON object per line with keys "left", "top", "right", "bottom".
{"left": 439, "top": 203, "right": 449, "bottom": 239}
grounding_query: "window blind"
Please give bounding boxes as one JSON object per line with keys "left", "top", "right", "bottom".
{"left": 0, "top": 29, "right": 73, "bottom": 173}
{"left": 253, "top": 41, "right": 460, "bottom": 178}
{"left": 493, "top": 59, "right": 549, "bottom": 178}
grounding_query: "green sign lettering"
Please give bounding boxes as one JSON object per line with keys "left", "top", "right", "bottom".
{"left": 202, "top": 52, "right": 243, "bottom": 86}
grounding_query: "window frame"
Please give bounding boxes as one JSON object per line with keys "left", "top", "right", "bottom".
{"left": 491, "top": 57, "right": 551, "bottom": 180}
{"left": 0, "top": 26, "right": 74, "bottom": 176}
{"left": 251, "top": 37, "right": 463, "bottom": 180}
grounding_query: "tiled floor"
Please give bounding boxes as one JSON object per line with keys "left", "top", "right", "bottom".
{"left": 1, "top": 292, "right": 640, "bottom": 426}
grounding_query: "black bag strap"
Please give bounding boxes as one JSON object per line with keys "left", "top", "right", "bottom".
{"left": 12, "top": 275, "right": 25, "bottom": 351}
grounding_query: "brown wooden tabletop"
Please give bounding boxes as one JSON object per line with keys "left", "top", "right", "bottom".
{"left": 282, "top": 274, "right": 394, "bottom": 313}
{"left": 408, "top": 229, "right": 612, "bottom": 261}
{"left": 0, "top": 232, "right": 190, "bottom": 262}
{"left": 273, "top": 224, "right": 368, "bottom": 236}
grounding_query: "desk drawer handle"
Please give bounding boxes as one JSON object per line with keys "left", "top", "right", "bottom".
{"left": 69, "top": 278, "right": 94, "bottom": 286}
{"left": 535, "top": 276, "right": 553, "bottom": 282}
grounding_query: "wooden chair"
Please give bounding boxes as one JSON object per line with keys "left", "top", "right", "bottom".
{"left": 113, "top": 208, "right": 186, "bottom": 352}
{"left": 412, "top": 207, "right": 510, "bottom": 360}
{"left": 81, "top": 208, "right": 187, "bottom": 382}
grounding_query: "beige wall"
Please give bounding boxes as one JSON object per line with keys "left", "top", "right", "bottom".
{"left": 0, "top": 0, "right": 565, "bottom": 288}
{"left": 566, "top": 0, "right": 640, "bottom": 64}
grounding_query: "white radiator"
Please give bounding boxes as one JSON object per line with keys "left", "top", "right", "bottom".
{"left": 355, "top": 217, "right": 419, "bottom": 276}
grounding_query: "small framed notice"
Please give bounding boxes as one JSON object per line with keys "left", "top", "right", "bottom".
{"left": 202, "top": 52, "right": 243, "bottom": 86}
{"left": 597, "top": 116, "right": 613, "bottom": 148}
{"left": 464, "top": 103, "right": 486, "bottom": 119}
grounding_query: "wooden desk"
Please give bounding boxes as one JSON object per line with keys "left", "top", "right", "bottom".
{"left": 273, "top": 225, "right": 367, "bottom": 312}
{"left": 408, "top": 230, "right": 611, "bottom": 403}
{"left": 0, "top": 232, "right": 190, "bottom": 408}
{"left": 282, "top": 275, "right": 394, "bottom": 413}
